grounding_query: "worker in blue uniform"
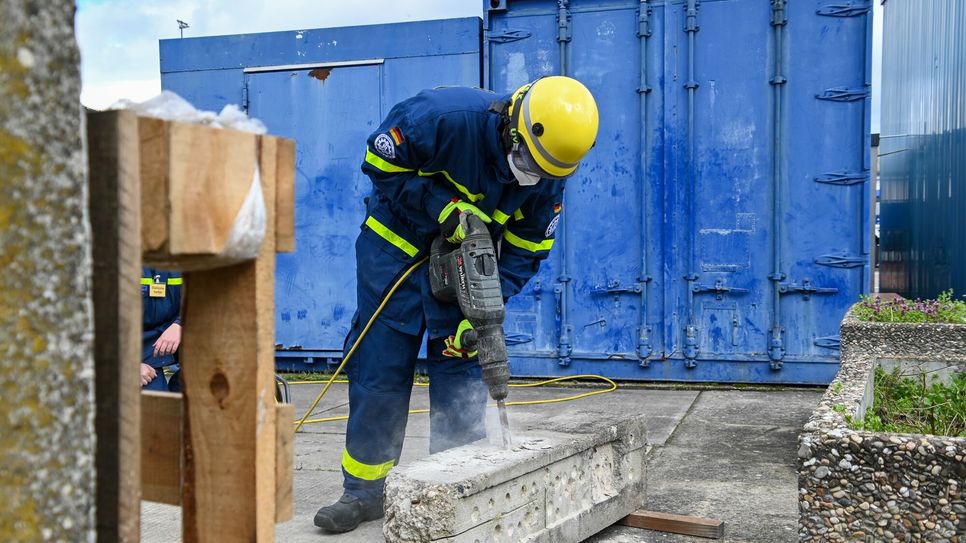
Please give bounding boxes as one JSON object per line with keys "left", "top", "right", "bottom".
{"left": 314, "top": 76, "right": 599, "bottom": 533}
{"left": 141, "top": 268, "right": 183, "bottom": 392}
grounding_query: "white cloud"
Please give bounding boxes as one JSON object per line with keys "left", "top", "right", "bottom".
{"left": 76, "top": 0, "right": 481, "bottom": 108}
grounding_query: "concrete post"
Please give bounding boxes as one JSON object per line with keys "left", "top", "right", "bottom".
{"left": 0, "top": 1, "right": 95, "bottom": 541}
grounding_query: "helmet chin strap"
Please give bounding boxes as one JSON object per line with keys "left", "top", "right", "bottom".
{"left": 507, "top": 154, "right": 541, "bottom": 186}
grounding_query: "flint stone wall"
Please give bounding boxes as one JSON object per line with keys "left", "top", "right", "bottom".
{"left": 0, "top": 1, "right": 95, "bottom": 541}
{"left": 798, "top": 308, "right": 966, "bottom": 542}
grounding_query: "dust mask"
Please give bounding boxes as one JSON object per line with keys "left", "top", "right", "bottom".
{"left": 507, "top": 154, "right": 541, "bottom": 186}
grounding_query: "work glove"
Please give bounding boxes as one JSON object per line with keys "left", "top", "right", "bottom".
{"left": 438, "top": 199, "right": 491, "bottom": 244}
{"left": 442, "top": 319, "right": 478, "bottom": 358}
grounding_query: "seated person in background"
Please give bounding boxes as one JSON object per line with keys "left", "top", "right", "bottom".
{"left": 141, "top": 267, "right": 183, "bottom": 392}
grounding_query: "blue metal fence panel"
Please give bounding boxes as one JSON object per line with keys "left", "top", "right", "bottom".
{"left": 160, "top": 18, "right": 482, "bottom": 367}
{"left": 880, "top": 0, "right": 966, "bottom": 300}
{"left": 484, "top": 0, "right": 870, "bottom": 384}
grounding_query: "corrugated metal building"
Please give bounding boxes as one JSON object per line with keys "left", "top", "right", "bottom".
{"left": 879, "top": 0, "right": 965, "bottom": 299}
{"left": 160, "top": 0, "right": 873, "bottom": 384}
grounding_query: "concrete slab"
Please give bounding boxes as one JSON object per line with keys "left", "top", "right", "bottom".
{"left": 383, "top": 411, "right": 647, "bottom": 543}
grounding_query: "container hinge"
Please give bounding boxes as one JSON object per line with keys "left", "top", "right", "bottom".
{"left": 555, "top": 274, "right": 573, "bottom": 366}
{"left": 638, "top": 0, "right": 652, "bottom": 38}
{"left": 814, "top": 170, "right": 869, "bottom": 186}
{"left": 242, "top": 84, "right": 249, "bottom": 113}
{"left": 557, "top": 0, "right": 572, "bottom": 44}
{"left": 814, "top": 335, "right": 841, "bottom": 350}
{"left": 557, "top": 324, "right": 573, "bottom": 366}
{"left": 779, "top": 279, "right": 839, "bottom": 300}
{"left": 638, "top": 325, "right": 652, "bottom": 367}
{"left": 488, "top": 29, "right": 532, "bottom": 44}
{"left": 816, "top": 1, "right": 872, "bottom": 17}
{"left": 529, "top": 279, "right": 543, "bottom": 301}
{"left": 692, "top": 279, "right": 749, "bottom": 300}
{"left": 816, "top": 87, "right": 870, "bottom": 102}
{"left": 487, "top": 0, "right": 508, "bottom": 13}
{"left": 815, "top": 254, "right": 866, "bottom": 268}
{"left": 684, "top": 0, "right": 699, "bottom": 33}
{"left": 505, "top": 333, "right": 533, "bottom": 345}
{"left": 769, "top": 328, "right": 785, "bottom": 368}
{"left": 683, "top": 325, "right": 699, "bottom": 368}
{"left": 770, "top": 0, "right": 787, "bottom": 26}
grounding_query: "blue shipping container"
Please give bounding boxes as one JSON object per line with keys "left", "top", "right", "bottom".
{"left": 160, "top": 1, "right": 872, "bottom": 384}
{"left": 879, "top": 0, "right": 966, "bottom": 300}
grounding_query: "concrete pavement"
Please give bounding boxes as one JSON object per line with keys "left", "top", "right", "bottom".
{"left": 141, "top": 380, "right": 821, "bottom": 542}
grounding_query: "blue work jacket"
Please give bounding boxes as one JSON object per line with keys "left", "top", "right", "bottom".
{"left": 142, "top": 268, "right": 182, "bottom": 368}
{"left": 358, "top": 87, "right": 565, "bottom": 337}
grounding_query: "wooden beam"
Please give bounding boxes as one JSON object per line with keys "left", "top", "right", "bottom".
{"left": 275, "top": 403, "right": 295, "bottom": 523}
{"left": 139, "top": 118, "right": 261, "bottom": 270}
{"left": 619, "top": 510, "right": 724, "bottom": 539}
{"left": 87, "top": 109, "right": 143, "bottom": 542}
{"left": 274, "top": 137, "right": 296, "bottom": 253}
{"left": 180, "top": 135, "right": 279, "bottom": 542}
{"left": 141, "top": 391, "right": 182, "bottom": 505}
{"left": 140, "top": 392, "right": 293, "bottom": 524}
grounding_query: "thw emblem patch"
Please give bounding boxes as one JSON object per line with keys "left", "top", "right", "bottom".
{"left": 374, "top": 133, "right": 396, "bottom": 159}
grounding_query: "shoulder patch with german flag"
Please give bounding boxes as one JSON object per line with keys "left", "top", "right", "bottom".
{"left": 389, "top": 127, "right": 404, "bottom": 145}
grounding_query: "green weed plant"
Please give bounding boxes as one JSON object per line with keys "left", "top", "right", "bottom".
{"left": 855, "top": 366, "right": 966, "bottom": 437}
{"left": 854, "top": 290, "right": 966, "bottom": 324}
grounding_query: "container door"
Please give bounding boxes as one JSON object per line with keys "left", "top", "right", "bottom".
{"left": 246, "top": 64, "right": 382, "bottom": 352}
{"left": 486, "top": 0, "right": 870, "bottom": 383}
{"left": 661, "top": 0, "right": 870, "bottom": 382}
{"left": 487, "top": 1, "right": 664, "bottom": 372}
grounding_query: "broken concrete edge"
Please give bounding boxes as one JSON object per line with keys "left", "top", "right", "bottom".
{"left": 797, "top": 304, "right": 966, "bottom": 542}
{"left": 383, "top": 412, "right": 646, "bottom": 543}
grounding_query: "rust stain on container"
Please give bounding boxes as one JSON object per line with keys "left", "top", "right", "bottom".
{"left": 308, "top": 68, "right": 331, "bottom": 82}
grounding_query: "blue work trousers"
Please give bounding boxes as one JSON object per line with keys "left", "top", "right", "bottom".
{"left": 340, "top": 237, "right": 488, "bottom": 502}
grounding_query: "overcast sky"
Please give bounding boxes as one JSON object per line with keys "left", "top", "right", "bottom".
{"left": 75, "top": 0, "right": 481, "bottom": 109}
{"left": 76, "top": 1, "right": 882, "bottom": 130}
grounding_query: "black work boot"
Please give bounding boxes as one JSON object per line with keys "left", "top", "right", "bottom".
{"left": 314, "top": 493, "right": 384, "bottom": 533}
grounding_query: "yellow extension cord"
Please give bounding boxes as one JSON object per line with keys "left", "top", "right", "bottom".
{"left": 292, "top": 257, "right": 618, "bottom": 431}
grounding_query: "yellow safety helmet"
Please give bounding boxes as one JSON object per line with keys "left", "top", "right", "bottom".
{"left": 507, "top": 76, "right": 599, "bottom": 180}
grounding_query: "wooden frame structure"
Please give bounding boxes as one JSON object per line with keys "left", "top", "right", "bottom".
{"left": 88, "top": 110, "right": 296, "bottom": 542}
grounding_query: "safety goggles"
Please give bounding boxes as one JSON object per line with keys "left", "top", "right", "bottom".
{"left": 508, "top": 131, "right": 577, "bottom": 181}
{"left": 507, "top": 82, "right": 576, "bottom": 181}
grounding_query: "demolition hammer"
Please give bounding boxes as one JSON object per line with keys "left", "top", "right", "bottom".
{"left": 429, "top": 211, "right": 513, "bottom": 448}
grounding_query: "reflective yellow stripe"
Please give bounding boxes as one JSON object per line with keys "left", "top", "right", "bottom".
{"left": 341, "top": 449, "right": 395, "bottom": 481}
{"left": 365, "top": 216, "right": 419, "bottom": 257}
{"left": 513, "top": 208, "right": 525, "bottom": 221}
{"left": 142, "top": 277, "right": 182, "bottom": 285}
{"left": 365, "top": 149, "right": 414, "bottom": 174}
{"left": 504, "top": 230, "right": 554, "bottom": 252}
{"left": 492, "top": 210, "right": 510, "bottom": 224}
{"left": 418, "top": 170, "right": 483, "bottom": 203}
